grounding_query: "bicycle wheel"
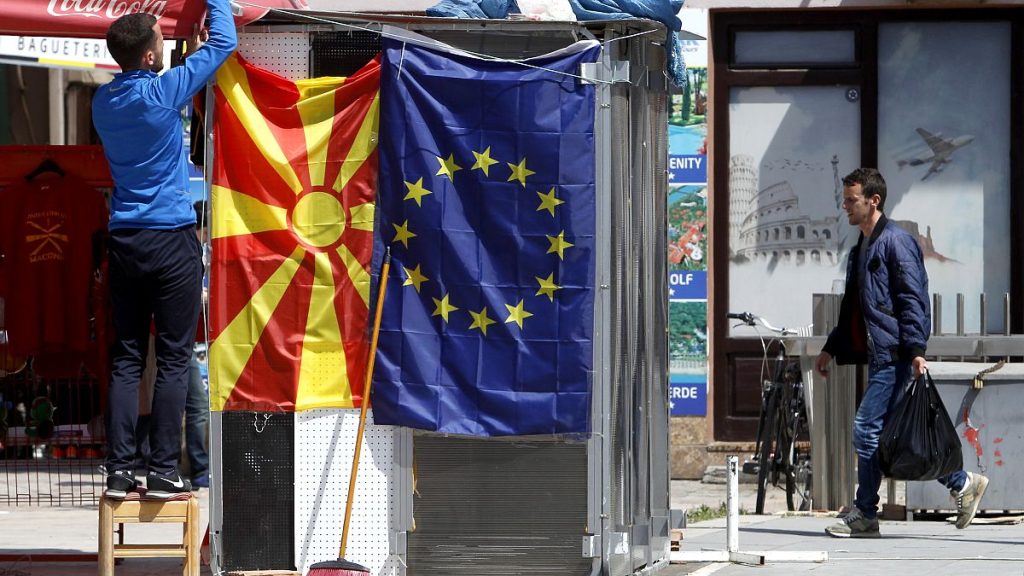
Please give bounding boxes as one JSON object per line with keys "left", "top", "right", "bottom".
{"left": 776, "top": 384, "right": 797, "bottom": 511}
{"left": 770, "top": 399, "right": 794, "bottom": 511}
{"left": 794, "top": 450, "right": 812, "bottom": 511}
{"left": 746, "top": 385, "right": 771, "bottom": 477}
{"left": 785, "top": 381, "right": 812, "bottom": 511}
{"left": 754, "top": 388, "right": 779, "bottom": 515}
{"left": 785, "top": 430, "right": 812, "bottom": 511}
{"left": 782, "top": 433, "right": 797, "bottom": 511}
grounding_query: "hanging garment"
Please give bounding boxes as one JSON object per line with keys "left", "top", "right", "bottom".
{"left": 0, "top": 173, "right": 108, "bottom": 356}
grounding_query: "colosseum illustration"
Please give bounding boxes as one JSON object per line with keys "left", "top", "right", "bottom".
{"left": 729, "top": 155, "right": 840, "bottom": 266}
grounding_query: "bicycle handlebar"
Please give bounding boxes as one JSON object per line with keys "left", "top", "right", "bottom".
{"left": 727, "top": 311, "right": 799, "bottom": 336}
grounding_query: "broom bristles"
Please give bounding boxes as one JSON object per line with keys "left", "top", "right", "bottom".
{"left": 306, "top": 558, "right": 369, "bottom": 575}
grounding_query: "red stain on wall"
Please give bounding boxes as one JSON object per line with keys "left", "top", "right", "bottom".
{"left": 993, "top": 437, "right": 1004, "bottom": 444}
{"left": 964, "top": 425, "right": 984, "bottom": 458}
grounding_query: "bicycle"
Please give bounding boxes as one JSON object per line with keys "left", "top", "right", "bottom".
{"left": 727, "top": 311, "right": 812, "bottom": 514}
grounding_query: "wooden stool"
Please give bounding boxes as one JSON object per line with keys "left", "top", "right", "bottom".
{"left": 98, "top": 492, "right": 199, "bottom": 576}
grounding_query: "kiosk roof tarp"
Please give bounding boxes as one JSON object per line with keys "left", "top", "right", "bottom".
{"left": 0, "top": 0, "right": 307, "bottom": 39}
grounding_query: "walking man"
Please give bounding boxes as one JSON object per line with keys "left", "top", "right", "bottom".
{"left": 93, "top": 0, "right": 236, "bottom": 499}
{"left": 815, "top": 168, "right": 987, "bottom": 537}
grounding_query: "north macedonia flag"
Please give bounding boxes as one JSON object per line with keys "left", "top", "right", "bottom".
{"left": 209, "top": 53, "right": 381, "bottom": 412}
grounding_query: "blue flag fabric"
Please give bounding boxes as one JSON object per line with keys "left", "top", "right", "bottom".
{"left": 372, "top": 36, "right": 601, "bottom": 437}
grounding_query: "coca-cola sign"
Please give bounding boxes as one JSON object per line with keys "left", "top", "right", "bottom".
{"left": 45, "top": 0, "right": 170, "bottom": 20}
{"left": 1, "top": 0, "right": 307, "bottom": 39}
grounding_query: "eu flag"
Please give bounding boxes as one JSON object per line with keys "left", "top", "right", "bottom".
{"left": 371, "top": 34, "right": 601, "bottom": 436}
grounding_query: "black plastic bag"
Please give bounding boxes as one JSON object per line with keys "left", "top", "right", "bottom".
{"left": 878, "top": 371, "right": 963, "bottom": 481}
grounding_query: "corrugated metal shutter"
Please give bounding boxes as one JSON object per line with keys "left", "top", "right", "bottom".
{"left": 408, "top": 436, "right": 592, "bottom": 576}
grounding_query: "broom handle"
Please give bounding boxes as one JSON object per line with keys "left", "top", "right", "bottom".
{"left": 340, "top": 248, "right": 391, "bottom": 558}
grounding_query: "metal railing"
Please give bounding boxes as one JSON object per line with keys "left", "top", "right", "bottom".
{"left": 670, "top": 355, "right": 706, "bottom": 372}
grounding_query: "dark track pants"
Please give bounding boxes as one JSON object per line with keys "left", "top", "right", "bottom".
{"left": 105, "top": 227, "right": 202, "bottom": 476}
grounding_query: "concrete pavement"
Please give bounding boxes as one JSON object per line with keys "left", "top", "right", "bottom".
{"left": 666, "top": 479, "right": 1024, "bottom": 576}
{"left": 2, "top": 478, "right": 1020, "bottom": 575}
{"left": 0, "top": 489, "right": 210, "bottom": 576}
{"left": 670, "top": 513, "right": 1024, "bottom": 576}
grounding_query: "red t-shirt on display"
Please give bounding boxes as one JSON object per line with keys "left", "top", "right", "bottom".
{"left": 0, "top": 174, "right": 108, "bottom": 356}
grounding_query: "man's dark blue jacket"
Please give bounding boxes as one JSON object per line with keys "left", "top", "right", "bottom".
{"left": 823, "top": 215, "right": 931, "bottom": 369}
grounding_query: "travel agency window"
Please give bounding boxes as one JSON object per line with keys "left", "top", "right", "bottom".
{"left": 708, "top": 10, "right": 1021, "bottom": 441}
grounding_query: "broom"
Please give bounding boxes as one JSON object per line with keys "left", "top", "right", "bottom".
{"left": 308, "top": 249, "right": 391, "bottom": 576}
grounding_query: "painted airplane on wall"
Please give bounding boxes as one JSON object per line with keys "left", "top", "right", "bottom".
{"left": 897, "top": 128, "right": 975, "bottom": 180}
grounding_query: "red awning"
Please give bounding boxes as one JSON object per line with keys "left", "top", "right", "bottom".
{"left": 0, "top": 0, "right": 308, "bottom": 40}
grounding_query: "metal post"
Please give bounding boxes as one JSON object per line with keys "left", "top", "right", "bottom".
{"left": 933, "top": 294, "right": 942, "bottom": 337}
{"left": 48, "top": 68, "right": 65, "bottom": 145}
{"left": 980, "top": 293, "right": 987, "bottom": 336}
{"left": 1004, "top": 293, "right": 1011, "bottom": 336}
{"left": 727, "top": 456, "right": 739, "bottom": 553}
{"left": 956, "top": 293, "right": 965, "bottom": 336}
{"left": 672, "top": 453, "right": 827, "bottom": 564}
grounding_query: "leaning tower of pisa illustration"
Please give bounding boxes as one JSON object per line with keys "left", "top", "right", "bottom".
{"left": 728, "top": 154, "right": 757, "bottom": 253}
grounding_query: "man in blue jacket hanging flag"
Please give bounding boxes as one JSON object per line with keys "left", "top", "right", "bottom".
{"left": 93, "top": 0, "right": 236, "bottom": 499}
{"left": 372, "top": 32, "right": 601, "bottom": 437}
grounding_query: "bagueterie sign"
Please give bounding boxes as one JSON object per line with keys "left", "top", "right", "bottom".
{"left": 0, "top": 35, "right": 120, "bottom": 69}
{"left": 0, "top": 0, "right": 308, "bottom": 39}
{"left": 0, "top": 34, "right": 178, "bottom": 70}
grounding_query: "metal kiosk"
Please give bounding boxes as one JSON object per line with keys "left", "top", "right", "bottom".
{"left": 207, "top": 13, "right": 673, "bottom": 576}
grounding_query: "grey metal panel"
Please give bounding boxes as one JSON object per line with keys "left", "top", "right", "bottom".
{"left": 395, "top": 426, "right": 415, "bottom": 563}
{"left": 407, "top": 436, "right": 591, "bottom": 576}
{"left": 809, "top": 294, "right": 857, "bottom": 511}
{"left": 603, "top": 29, "right": 672, "bottom": 573}
{"left": 627, "top": 35, "right": 652, "bottom": 572}
{"left": 606, "top": 28, "right": 633, "bottom": 576}
{"left": 927, "top": 335, "right": 1024, "bottom": 358}
{"left": 207, "top": 80, "right": 227, "bottom": 576}
{"left": 627, "top": 32, "right": 671, "bottom": 571}
{"left": 978, "top": 336, "right": 1024, "bottom": 356}
{"left": 643, "top": 37, "right": 671, "bottom": 563}
{"left": 210, "top": 411, "right": 226, "bottom": 576}
{"left": 588, "top": 38, "right": 617, "bottom": 576}
{"left": 628, "top": 64, "right": 650, "bottom": 568}
{"left": 926, "top": 362, "right": 1024, "bottom": 382}
{"left": 926, "top": 337, "right": 981, "bottom": 357}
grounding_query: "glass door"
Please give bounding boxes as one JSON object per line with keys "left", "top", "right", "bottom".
{"left": 878, "top": 21, "right": 1011, "bottom": 334}
{"left": 727, "top": 85, "right": 862, "bottom": 333}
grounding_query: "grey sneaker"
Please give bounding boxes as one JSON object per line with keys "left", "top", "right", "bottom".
{"left": 825, "top": 508, "right": 880, "bottom": 538}
{"left": 953, "top": 472, "right": 989, "bottom": 529}
{"left": 836, "top": 504, "right": 856, "bottom": 520}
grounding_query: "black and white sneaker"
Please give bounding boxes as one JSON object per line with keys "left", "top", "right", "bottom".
{"left": 105, "top": 470, "right": 140, "bottom": 499}
{"left": 145, "top": 470, "right": 192, "bottom": 499}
